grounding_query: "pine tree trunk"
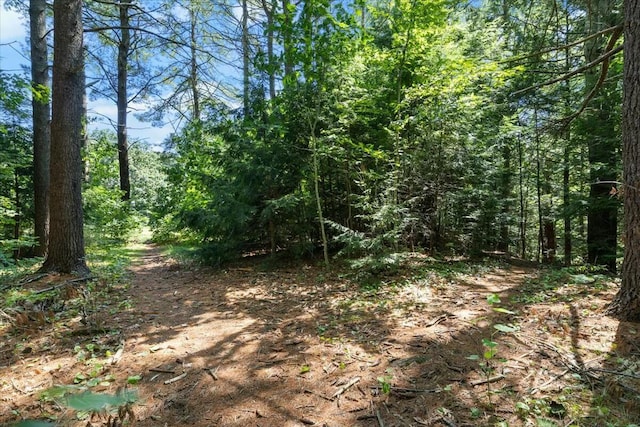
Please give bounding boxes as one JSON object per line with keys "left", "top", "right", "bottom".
{"left": 41, "top": 0, "right": 89, "bottom": 275}
{"left": 30, "top": 0, "right": 50, "bottom": 257}
{"left": 242, "top": 0, "right": 250, "bottom": 117}
{"left": 584, "top": 0, "right": 619, "bottom": 272}
{"left": 609, "top": 0, "right": 640, "bottom": 320}
{"left": 563, "top": 146, "right": 572, "bottom": 265}
{"left": 117, "top": 0, "right": 131, "bottom": 201}
{"left": 189, "top": 7, "right": 200, "bottom": 121}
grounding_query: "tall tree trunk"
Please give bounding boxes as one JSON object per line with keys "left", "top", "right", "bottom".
{"left": 498, "top": 141, "right": 511, "bottom": 253}
{"left": 517, "top": 133, "right": 527, "bottom": 259}
{"left": 242, "top": 0, "right": 250, "bottom": 118}
{"left": 30, "top": 0, "right": 50, "bottom": 257}
{"left": 584, "top": 0, "right": 619, "bottom": 272}
{"left": 563, "top": 146, "right": 572, "bottom": 265}
{"left": 609, "top": 0, "right": 640, "bottom": 320}
{"left": 281, "top": 0, "right": 294, "bottom": 84}
{"left": 13, "top": 171, "right": 21, "bottom": 259}
{"left": 261, "top": 0, "right": 276, "bottom": 99}
{"left": 189, "top": 6, "right": 200, "bottom": 122}
{"left": 117, "top": 0, "right": 131, "bottom": 201}
{"left": 41, "top": 0, "right": 89, "bottom": 275}
{"left": 562, "top": 6, "right": 572, "bottom": 266}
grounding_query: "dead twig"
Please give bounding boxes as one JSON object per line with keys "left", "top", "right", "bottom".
{"left": 332, "top": 376, "right": 360, "bottom": 400}
{"left": 149, "top": 367, "right": 175, "bottom": 374}
{"left": 33, "top": 276, "right": 95, "bottom": 294}
{"left": 425, "top": 313, "right": 454, "bottom": 327}
{"left": 164, "top": 372, "right": 187, "bottom": 385}
{"left": 376, "top": 409, "right": 385, "bottom": 427}
{"left": 530, "top": 368, "right": 571, "bottom": 394}
{"left": 205, "top": 366, "right": 220, "bottom": 380}
{"left": 469, "top": 374, "right": 505, "bottom": 386}
{"left": 18, "top": 273, "right": 49, "bottom": 285}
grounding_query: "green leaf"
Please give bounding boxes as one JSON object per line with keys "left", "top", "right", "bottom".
{"left": 300, "top": 365, "right": 310, "bottom": 374}
{"left": 466, "top": 354, "right": 480, "bottom": 360}
{"left": 483, "top": 348, "right": 497, "bottom": 359}
{"left": 493, "top": 307, "right": 516, "bottom": 314}
{"left": 64, "top": 391, "right": 120, "bottom": 411}
{"left": 481, "top": 338, "right": 497, "bottom": 348}
{"left": 64, "top": 390, "right": 138, "bottom": 411}
{"left": 494, "top": 324, "right": 518, "bottom": 333}
{"left": 487, "top": 294, "right": 501, "bottom": 305}
{"left": 536, "top": 418, "right": 560, "bottom": 427}
{"left": 127, "top": 375, "right": 142, "bottom": 384}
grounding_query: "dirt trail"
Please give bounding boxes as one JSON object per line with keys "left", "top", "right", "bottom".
{"left": 1, "top": 245, "right": 638, "bottom": 426}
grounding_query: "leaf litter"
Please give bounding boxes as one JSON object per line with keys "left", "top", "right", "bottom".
{"left": 0, "top": 245, "right": 639, "bottom": 426}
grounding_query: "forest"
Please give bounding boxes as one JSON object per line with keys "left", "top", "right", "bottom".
{"left": 1, "top": 0, "right": 640, "bottom": 426}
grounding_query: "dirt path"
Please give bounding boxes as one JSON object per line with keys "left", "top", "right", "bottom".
{"left": 1, "top": 245, "right": 638, "bottom": 426}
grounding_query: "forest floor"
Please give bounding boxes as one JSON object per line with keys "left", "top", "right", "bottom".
{"left": 1, "top": 244, "right": 640, "bottom": 427}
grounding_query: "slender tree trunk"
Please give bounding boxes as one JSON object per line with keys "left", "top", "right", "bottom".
{"left": 261, "top": 0, "right": 276, "bottom": 99}
{"left": 13, "top": 171, "right": 21, "bottom": 259}
{"left": 563, "top": 146, "right": 572, "bottom": 265}
{"left": 312, "top": 134, "right": 329, "bottom": 267}
{"left": 41, "top": 0, "right": 89, "bottom": 275}
{"left": 584, "top": 0, "right": 619, "bottom": 272}
{"left": 30, "top": 0, "right": 50, "bottom": 257}
{"left": 242, "top": 0, "right": 250, "bottom": 118}
{"left": 117, "top": 0, "right": 131, "bottom": 201}
{"left": 498, "top": 142, "right": 511, "bottom": 253}
{"left": 562, "top": 7, "right": 572, "bottom": 266}
{"left": 82, "top": 48, "right": 89, "bottom": 182}
{"left": 535, "top": 118, "right": 543, "bottom": 263}
{"left": 517, "top": 133, "right": 526, "bottom": 259}
{"left": 281, "top": 0, "right": 294, "bottom": 83}
{"left": 189, "top": 7, "right": 200, "bottom": 122}
{"left": 609, "top": 0, "right": 640, "bottom": 320}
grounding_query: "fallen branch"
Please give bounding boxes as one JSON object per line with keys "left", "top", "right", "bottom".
{"left": 164, "top": 372, "right": 187, "bottom": 385}
{"left": 150, "top": 367, "right": 175, "bottom": 374}
{"left": 205, "top": 366, "right": 220, "bottom": 380}
{"left": 33, "top": 276, "right": 95, "bottom": 294}
{"left": 469, "top": 374, "right": 505, "bottom": 386}
{"left": 588, "top": 367, "right": 640, "bottom": 380}
{"left": 530, "top": 368, "right": 571, "bottom": 394}
{"left": 303, "top": 389, "right": 333, "bottom": 401}
{"left": 425, "top": 313, "right": 454, "bottom": 327}
{"left": 332, "top": 376, "right": 360, "bottom": 400}
{"left": 18, "top": 273, "right": 49, "bottom": 285}
{"left": 376, "top": 409, "right": 385, "bottom": 427}
{"left": 394, "top": 386, "right": 442, "bottom": 394}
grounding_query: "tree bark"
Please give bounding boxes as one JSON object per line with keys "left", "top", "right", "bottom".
{"left": 189, "top": 6, "right": 200, "bottom": 122}
{"left": 117, "top": 0, "right": 131, "bottom": 201}
{"left": 242, "top": 0, "right": 250, "bottom": 118}
{"left": 609, "top": 0, "right": 640, "bottom": 320}
{"left": 281, "top": 0, "right": 294, "bottom": 84}
{"left": 30, "top": 0, "right": 50, "bottom": 257}
{"left": 261, "top": 0, "right": 276, "bottom": 99}
{"left": 41, "top": 0, "right": 89, "bottom": 275}
{"left": 584, "top": 0, "right": 619, "bottom": 272}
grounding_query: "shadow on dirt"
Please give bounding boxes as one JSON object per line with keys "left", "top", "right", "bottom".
{"left": 1, "top": 248, "right": 638, "bottom": 426}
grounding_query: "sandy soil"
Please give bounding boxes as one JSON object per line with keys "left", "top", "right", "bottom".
{"left": 1, "top": 245, "right": 639, "bottom": 426}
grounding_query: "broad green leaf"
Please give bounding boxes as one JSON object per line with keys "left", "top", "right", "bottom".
{"left": 481, "top": 338, "right": 497, "bottom": 348}
{"left": 494, "top": 324, "right": 518, "bottom": 333}
{"left": 487, "top": 294, "right": 501, "bottom": 305}
{"left": 493, "top": 307, "right": 516, "bottom": 315}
